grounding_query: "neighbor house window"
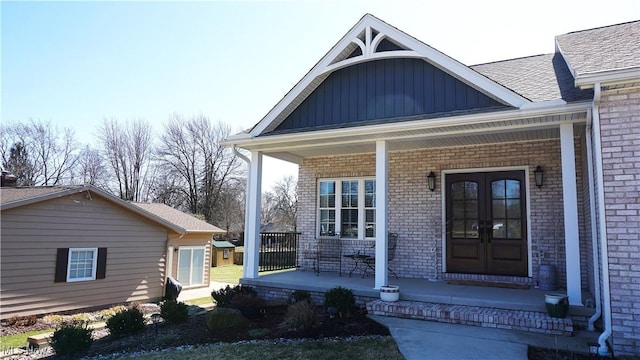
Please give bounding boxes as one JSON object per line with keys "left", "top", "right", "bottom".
{"left": 67, "top": 248, "right": 98, "bottom": 282}
{"left": 55, "top": 247, "right": 107, "bottom": 283}
{"left": 177, "top": 246, "right": 205, "bottom": 286}
{"left": 318, "top": 178, "right": 375, "bottom": 239}
{"left": 223, "top": 249, "right": 230, "bottom": 259}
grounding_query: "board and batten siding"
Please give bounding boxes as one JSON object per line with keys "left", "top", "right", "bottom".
{"left": 0, "top": 194, "right": 168, "bottom": 319}
{"left": 270, "top": 58, "right": 508, "bottom": 134}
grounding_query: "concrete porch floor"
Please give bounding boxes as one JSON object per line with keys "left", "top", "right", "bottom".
{"left": 240, "top": 269, "right": 595, "bottom": 317}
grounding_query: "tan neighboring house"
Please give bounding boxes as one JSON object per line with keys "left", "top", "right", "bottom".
{"left": 0, "top": 185, "right": 224, "bottom": 319}
{"left": 132, "top": 203, "right": 225, "bottom": 289}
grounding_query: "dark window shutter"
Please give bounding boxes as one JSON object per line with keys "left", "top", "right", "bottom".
{"left": 55, "top": 248, "right": 69, "bottom": 282}
{"left": 96, "top": 248, "right": 107, "bottom": 279}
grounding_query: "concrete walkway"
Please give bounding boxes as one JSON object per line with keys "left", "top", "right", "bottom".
{"left": 177, "top": 281, "right": 234, "bottom": 302}
{"left": 371, "top": 315, "right": 597, "bottom": 360}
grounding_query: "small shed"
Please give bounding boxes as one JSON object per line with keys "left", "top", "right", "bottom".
{"left": 212, "top": 241, "right": 236, "bottom": 267}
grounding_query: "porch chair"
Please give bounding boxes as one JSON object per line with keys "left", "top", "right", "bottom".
{"left": 364, "top": 232, "right": 399, "bottom": 279}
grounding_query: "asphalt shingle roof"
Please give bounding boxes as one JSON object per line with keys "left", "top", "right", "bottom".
{"left": 471, "top": 53, "right": 593, "bottom": 102}
{"left": 555, "top": 20, "right": 640, "bottom": 76}
{"left": 132, "top": 202, "right": 225, "bottom": 234}
{"left": 0, "top": 186, "right": 84, "bottom": 205}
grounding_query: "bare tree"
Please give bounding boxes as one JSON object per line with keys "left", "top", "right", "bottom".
{"left": 1, "top": 120, "right": 78, "bottom": 185}
{"left": 75, "top": 146, "right": 107, "bottom": 186}
{"left": 261, "top": 175, "right": 298, "bottom": 232}
{"left": 98, "top": 119, "right": 153, "bottom": 201}
{"left": 156, "top": 115, "right": 242, "bottom": 224}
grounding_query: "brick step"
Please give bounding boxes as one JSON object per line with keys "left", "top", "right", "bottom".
{"left": 367, "top": 300, "right": 574, "bottom": 336}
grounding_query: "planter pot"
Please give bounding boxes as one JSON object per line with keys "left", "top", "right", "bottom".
{"left": 380, "top": 285, "right": 400, "bottom": 302}
{"left": 545, "top": 294, "right": 569, "bottom": 318}
{"left": 538, "top": 264, "right": 558, "bottom": 291}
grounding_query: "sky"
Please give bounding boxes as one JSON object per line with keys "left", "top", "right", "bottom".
{"left": 2, "top": 0, "right": 639, "bottom": 188}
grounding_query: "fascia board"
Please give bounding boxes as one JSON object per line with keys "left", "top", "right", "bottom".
{"left": 232, "top": 102, "right": 591, "bottom": 150}
{"left": 575, "top": 67, "right": 640, "bottom": 89}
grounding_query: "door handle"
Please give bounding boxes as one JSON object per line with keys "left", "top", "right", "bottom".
{"left": 486, "top": 221, "right": 492, "bottom": 243}
{"left": 478, "top": 220, "right": 484, "bottom": 243}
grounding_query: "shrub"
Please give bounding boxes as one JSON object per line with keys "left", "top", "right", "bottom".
{"left": 323, "top": 286, "right": 355, "bottom": 318}
{"left": 50, "top": 321, "right": 92, "bottom": 357}
{"left": 230, "top": 292, "right": 266, "bottom": 319}
{"left": 106, "top": 308, "right": 145, "bottom": 338}
{"left": 160, "top": 301, "right": 189, "bottom": 324}
{"left": 206, "top": 307, "right": 249, "bottom": 332}
{"left": 288, "top": 290, "right": 312, "bottom": 304}
{"left": 4, "top": 315, "right": 37, "bottom": 327}
{"left": 279, "top": 300, "right": 319, "bottom": 333}
{"left": 211, "top": 285, "right": 257, "bottom": 308}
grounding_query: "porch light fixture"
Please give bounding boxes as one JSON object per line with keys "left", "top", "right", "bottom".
{"left": 427, "top": 171, "right": 436, "bottom": 192}
{"left": 534, "top": 166, "right": 544, "bottom": 188}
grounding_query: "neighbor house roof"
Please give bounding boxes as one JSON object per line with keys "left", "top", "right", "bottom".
{"left": 1, "top": 185, "right": 186, "bottom": 234}
{"left": 212, "top": 241, "right": 235, "bottom": 248}
{"left": 132, "top": 202, "right": 226, "bottom": 235}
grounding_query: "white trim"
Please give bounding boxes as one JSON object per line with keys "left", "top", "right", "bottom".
{"left": 66, "top": 247, "right": 98, "bottom": 282}
{"left": 441, "top": 166, "right": 532, "bottom": 277}
{"left": 374, "top": 140, "right": 389, "bottom": 289}
{"left": 167, "top": 246, "right": 174, "bottom": 279}
{"left": 560, "top": 123, "right": 582, "bottom": 305}
{"left": 225, "top": 102, "right": 591, "bottom": 151}
{"left": 245, "top": 151, "right": 263, "bottom": 279}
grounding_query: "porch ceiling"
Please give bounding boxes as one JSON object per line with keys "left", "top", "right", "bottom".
{"left": 245, "top": 109, "right": 588, "bottom": 163}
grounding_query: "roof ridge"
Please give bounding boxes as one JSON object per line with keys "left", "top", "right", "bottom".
{"left": 561, "top": 19, "right": 640, "bottom": 36}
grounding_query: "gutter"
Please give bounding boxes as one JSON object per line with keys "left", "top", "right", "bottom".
{"left": 590, "top": 83, "right": 613, "bottom": 356}
{"left": 233, "top": 145, "right": 252, "bottom": 279}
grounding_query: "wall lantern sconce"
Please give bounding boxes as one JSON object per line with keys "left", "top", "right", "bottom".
{"left": 427, "top": 171, "right": 436, "bottom": 192}
{"left": 534, "top": 165, "right": 544, "bottom": 188}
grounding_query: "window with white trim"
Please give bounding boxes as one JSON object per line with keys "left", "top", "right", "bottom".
{"left": 67, "top": 248, "right": 98, "bottom": 282}
{"left": 318, "top": 178, "right": 375, "bottom": 239}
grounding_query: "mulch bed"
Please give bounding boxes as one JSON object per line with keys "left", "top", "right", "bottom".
{"left": 1, "top": 304, "right": 390, "bottom": 359}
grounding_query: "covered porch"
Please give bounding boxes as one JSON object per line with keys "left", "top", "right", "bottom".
{"left": 241, "top": 269, "right": 595, "bottom": 335}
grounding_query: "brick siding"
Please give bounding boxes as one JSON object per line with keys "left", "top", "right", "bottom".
{"left": 297, "top": 138, "right": 590, "bottom": 291}
{"left": 598, "top": 87, "right": 640, "bottom": 355}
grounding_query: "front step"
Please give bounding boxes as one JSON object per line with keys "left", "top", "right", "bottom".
{"left": 367, "top": 300, "right": 573, "bottom": 336}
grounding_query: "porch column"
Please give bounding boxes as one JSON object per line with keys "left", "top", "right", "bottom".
{"left": 560, "top": 123, "right": 582, "bottom": 305}
{"left": 375, "top": 140, "right": 389, "bottom": 289}
{"left": 243, "top": 151, "right": 263, "bottom": 279}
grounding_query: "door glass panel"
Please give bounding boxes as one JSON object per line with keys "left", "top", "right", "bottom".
{"left": 507, "top": 220, "right": 522, "bottom": 239}
{"left": 177, "top": 249, "right": 191, "bottom": 285}
{"left": 491, "top": 179, "right": 522, "bottom": 240}
{"left": 492, "top": 181, "right": 505, "bottom": 199}
{"left": 506, "top": 180, "right": 520, "bottom": 198}
{"left": 191, "top": 249, "right": 205, "bottom": 285}
{"left": 506, "top": 199, "right": 521, "bottom": 218}
{"left": 451, "top": 181, "right": 478, "bottom": 238}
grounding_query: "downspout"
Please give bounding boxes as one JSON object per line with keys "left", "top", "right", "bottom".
{"left": 233, "top": 145, "right": 252, "bottom": 279}
{"left": 585, "top": 106, "right": 602, "bottom": 331}
{"left": 591, "top": 83, "right": 613, "bottom": 356}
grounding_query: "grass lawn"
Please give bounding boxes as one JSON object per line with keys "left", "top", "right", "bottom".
{"left": 0, "top": 329, "right": 53, "bottom": 349}
{"left": 117, "top": 337, "right": 402, "bottom": 360}
{"left": 209, "top": 265, "right": 242, "bottom": 284}
{"left": 185, "top": 297, "right": 213, "bottom": 306}
{"left": 209, "top": 265, "right": 295, "bottom": 284}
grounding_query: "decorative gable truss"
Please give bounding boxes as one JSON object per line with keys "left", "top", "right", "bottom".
{"left": 249, "top": 14, "right": 530, "bottom": 137}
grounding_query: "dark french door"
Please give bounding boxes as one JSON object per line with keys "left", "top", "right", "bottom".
{"left": 445, "top": 171, "right": 528, "bottom": 276}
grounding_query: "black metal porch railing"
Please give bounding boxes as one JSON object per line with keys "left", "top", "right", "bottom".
{"left": 259, "top": 232, "right": 300, "bottom": 272}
